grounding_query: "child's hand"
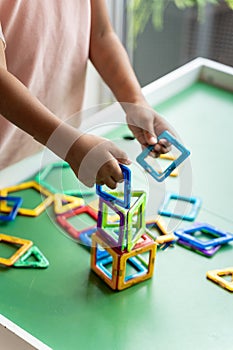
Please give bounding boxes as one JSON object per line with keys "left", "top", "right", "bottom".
{"left": 66, "top": 134, "right": 131, "bottom": 188}
{"left": 125, "top": 103, "right": 174, "bottom": 157}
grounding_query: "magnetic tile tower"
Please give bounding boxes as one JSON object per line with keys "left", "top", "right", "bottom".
{"left": 91, "top": 165, "right": 157, "bottom": 291}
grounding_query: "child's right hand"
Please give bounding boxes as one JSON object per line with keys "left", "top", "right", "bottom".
{"left": 66, "top": 133, "right": 131, "bottom": 188}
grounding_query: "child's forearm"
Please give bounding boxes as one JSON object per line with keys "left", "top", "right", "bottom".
{"left": 90, "top": 30, "right": 145, "bottom": 107}
{"left": 0, "top": 66, "right": 82, "bottom": 158}
{"left": 0, "top": 67, "right": 61, "bottom": 143}
{"left": 89, "top": 0, "right": 146, "bottom": 108}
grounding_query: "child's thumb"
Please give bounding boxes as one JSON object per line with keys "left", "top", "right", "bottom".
{"left": 111, "top": 147, "right": 131, "bottom": 165}
{"left": 142, "top": 119, "right": 157, "bottom": 145}
{"left": 117, "top": 157, "right": 131, "bottom": 166}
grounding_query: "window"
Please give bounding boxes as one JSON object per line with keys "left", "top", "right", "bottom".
{"left": 126, "top": 1, "right": 233, "bottom": 86}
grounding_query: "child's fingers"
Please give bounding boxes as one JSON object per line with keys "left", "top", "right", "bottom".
{"left": 153, "top": 140, "right": 171, "bottom": 154}
{"left": 110, "top": 145, "right": 130, "bottom": 163}
{"left": 117, "top": 158, "right": 131, "bottom": 166}
{"left": 111, "top": 162, "right": 124, "bottom": 184}
{"left": 158, "top": 138, "right": 171, "bottom": 149}
{"left": 96, "top": 159, "right": 125, "bottom": 189}
{"left": 144, "top": 130, "right": 157, "bottom": 145}
{"left": 150, "top": 150, "right": 160, "bottom": 158}
{"left": 103, "top": 176, "right": 117, "bottom": 189}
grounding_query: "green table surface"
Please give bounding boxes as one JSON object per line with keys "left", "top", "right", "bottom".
{"left": 1, "top": 81, "right": 233, "bottom": 350}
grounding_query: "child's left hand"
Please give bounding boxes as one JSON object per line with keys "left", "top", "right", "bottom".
{"left": 125, "top": 102, "right": 173, "bottom": 157}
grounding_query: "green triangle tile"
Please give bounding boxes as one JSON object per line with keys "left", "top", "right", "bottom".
{"left": 14, "top": 245, "right": 49, "bottom": 268}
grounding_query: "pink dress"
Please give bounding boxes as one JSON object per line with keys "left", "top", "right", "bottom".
{"left": 0, "top": 0, "right": 91, "bottom": 169}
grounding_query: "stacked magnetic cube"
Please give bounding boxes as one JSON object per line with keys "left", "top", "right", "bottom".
{"left": 91, "top": 165, "right": 157, "bottom": 291}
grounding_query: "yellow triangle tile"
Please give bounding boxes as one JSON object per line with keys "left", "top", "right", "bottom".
{"left": 207, "top": 267, "right": 233, "bottom": 292}
{"left": 0, "top": 233, "right": 33, "bottom": 266}
{"left": 54, "top": 194, "right": 84, "bottom": 215}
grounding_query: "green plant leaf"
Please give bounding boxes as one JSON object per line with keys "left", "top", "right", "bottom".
{"left": 226, "top": 0, "right": 233, "bottom": 9}
{"left": 128, "top": 0, "right": 233, "bottom": 45}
